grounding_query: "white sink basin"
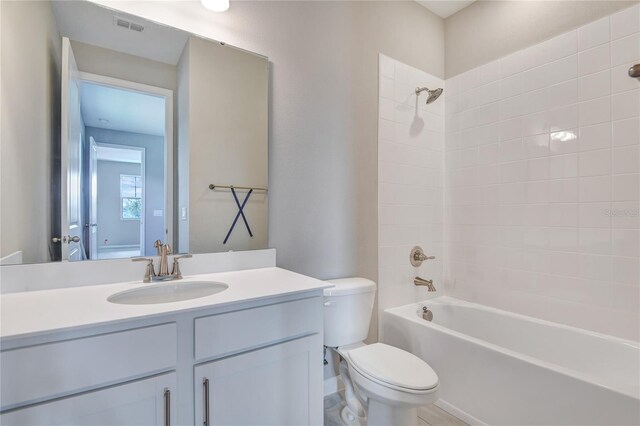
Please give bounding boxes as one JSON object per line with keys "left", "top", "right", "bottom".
{"left": 107, "top": 281, "right": 228, "bottom": 305}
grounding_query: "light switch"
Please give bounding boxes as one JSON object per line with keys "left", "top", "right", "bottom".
{"left": 153, "top": 210, "right": 163, "bottom": 217}
{"left": 181, "top": 207, "right": 188, "bottom": 221}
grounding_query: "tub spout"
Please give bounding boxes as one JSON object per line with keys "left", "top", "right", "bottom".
{"left": 414, "top": 276, "right": 436, "bottom": 292}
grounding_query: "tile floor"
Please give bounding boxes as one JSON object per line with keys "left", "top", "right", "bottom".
{"left": 324, "top": 393, "right": 468, "bottom": 426}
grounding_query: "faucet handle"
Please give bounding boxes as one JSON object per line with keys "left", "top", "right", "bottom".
{"left": 171, "top": 254, "right": 192, "bottom": 279}
{"left": 132, "top": 257, "right": 156, "bottom": 283}
{"left": 410, "top": 246, "right": 435, "bottom": 267}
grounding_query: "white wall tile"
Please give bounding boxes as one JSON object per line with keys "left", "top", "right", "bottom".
{"left": 379, "top": 75, "right": 394, "bottom": 100}
{"left": 579, "top": 96, "right": 611, "bottom": 126}
{"left": 612, "top": 229, "right": 639, "bottom": 256}
{"left": 612, "top": 117, "right": 640, "bottom": 147}
{"left": 379, "top": 54, "right": 395, "bottom": 79}
{"left": 579, "top": 149, "right": 611, "bottom": 176}
{"left": 579, "top": 175, "right": 611, "bottom": 202}
{"left": 611, "top": 62, "right": 640, "bottom": 93}
{"left": 579, "top": 202, "right": 611, "bottom": 227}
{"left": 612, "top": 145, "right": 640, "bottom": 174}
{"left": 612, "top": 256, "right": 640, "bottom": 284}
{"left": 579, "top": 122, "right": 611, "bottom": 151}
{"left": 578, "top": 69, "right": 610, "bottom": 102}
{"left": 548, "top": 104, "right": 579, "bottom": 132}
{"left": 611, "top": 4, "right": 640, "bottom": 40}
{"left": 579, "top": 228, "right": 611, "bottom": 254}
{"left": 611, "top": 89, "right": 640, "bottom": 121}
{"left": 524, "top": 133, "right": 550, "bottom": 158}
{"left": 378, "top": 56, "right": 445, "bottom": 320}
{"left": 612, "top": 174, "right": 640, "bottom": 201}
{"left": 550, "top": 153, "right": 578, "bottom": 178}
{"left": 577, "top": 43, "right": 610, "bottom": 76}
{"left": 611, "top": 33, "right": 640, "bottom": 67}
{"left": 440, "top": 9, "right": 638, "bottom": 341}
{"left": 578, "top": 16, "right": 610, "bottom": 51}
{"left": 611, "top": 201, "right": 640, "bottom": 229}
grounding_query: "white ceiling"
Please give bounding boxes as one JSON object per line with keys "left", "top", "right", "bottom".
{"left": 80, "top": 82, "right": 166, "bottom": 136}
{"left": 96, "top": 145, "right": 142, "bottom": 164}
{"left": 51, "top": 0, "right": 188, "bottom": 65}
{"left": 416, "top": 0, "right": 476, "bottom": 18}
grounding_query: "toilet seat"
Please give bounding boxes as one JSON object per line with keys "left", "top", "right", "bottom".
{"left": 347, "top": 343, "right": 439, "bottom": 392}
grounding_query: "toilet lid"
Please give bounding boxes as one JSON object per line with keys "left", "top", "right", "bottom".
{"left": 347, "top": 343, "right": 438, "bottom": 391}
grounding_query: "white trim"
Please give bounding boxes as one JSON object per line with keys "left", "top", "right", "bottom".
{"left": 324, "top": 375, "right": 344, "bottom": 397}
{"left": 430, "top": 400, "right": 487, "bottom": 426}
{"left": 0, "top": 251, "right": 23, "bottom": 266}
{"left": 77, "top": 71, "right": 174, "bottom": 250}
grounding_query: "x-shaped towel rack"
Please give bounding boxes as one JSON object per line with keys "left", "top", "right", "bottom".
{"left": 209, "top": 184, "right": 268, "bottom": 244}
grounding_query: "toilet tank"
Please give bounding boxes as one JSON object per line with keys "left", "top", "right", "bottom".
{"left": 323, "top": 278, "right": 376, "bottom": 347}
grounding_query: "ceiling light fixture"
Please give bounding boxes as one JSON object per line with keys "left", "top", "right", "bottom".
{"left": 201, "top": 0, "right": 229, "bottom": 12}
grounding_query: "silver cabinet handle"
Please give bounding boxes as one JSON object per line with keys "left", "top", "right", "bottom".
{"left": 203, "top": 378, "right": 210, "bottom": 426}
{"left": 163, "top": 388, "right": 170, "bottom": 426}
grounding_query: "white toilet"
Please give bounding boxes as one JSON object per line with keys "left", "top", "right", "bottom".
{"left": 324, "top": 278, "right": 439, "bottom": 426}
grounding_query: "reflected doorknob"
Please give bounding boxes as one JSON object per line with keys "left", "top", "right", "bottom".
{"left": 52, "top": 235, "right": 80, "bottom": 244}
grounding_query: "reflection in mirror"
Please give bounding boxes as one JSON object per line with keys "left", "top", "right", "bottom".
{"left": 0, "top": 0, "right": 268, "bottom": 265}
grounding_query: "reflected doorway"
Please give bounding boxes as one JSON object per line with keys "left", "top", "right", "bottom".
{"left": 90, "top": 140, "right": 146, "bottom": 259}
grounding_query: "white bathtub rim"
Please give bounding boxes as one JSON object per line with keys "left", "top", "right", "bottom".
{"left": 414, "top": 296, "right": 639, "bottom": 348}
{"left": 384, "top": 297, "right": 640, "bottom": 401}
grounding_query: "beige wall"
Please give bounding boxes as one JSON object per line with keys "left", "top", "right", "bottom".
{"left": 445, "top": 0, "right": 637, "bottom": 77}
{"left": 70, "top": 40, "right": 178, "bottom": 91}
{"left": 180, "top": 36, "right": 269, "bottom": 254}
{"left": 0, "top": 1, "right": 62, "bottom": 263}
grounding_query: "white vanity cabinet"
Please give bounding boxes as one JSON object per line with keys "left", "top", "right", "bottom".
{"left": 193, "top": 296, "right": 324, "bottom": 425}
{"left": 195, "top": 335, "right": 322, "bottom": 426}
{"left": 1, "top": 373, "right": 176, "bottom": 426}
{"left": 0, "top": 291, "right": 325, "bottom": 426}
{"left": 0, "top": 323, "right": 178, "bottom": 426}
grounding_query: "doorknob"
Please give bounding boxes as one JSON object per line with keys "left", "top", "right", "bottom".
{"left": 52, "top": 235, "right": 81, "bottom": 244}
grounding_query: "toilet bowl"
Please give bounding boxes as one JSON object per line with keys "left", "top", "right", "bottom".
{"left": 324, "top": 278, "right": 439, "bottom": 426}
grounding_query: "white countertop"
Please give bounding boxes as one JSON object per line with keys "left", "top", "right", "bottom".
{"left": 0, "top": 267, "right": 331, "bottom": 340}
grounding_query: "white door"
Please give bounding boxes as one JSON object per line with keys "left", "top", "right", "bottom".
{"left": 89, "top": 137, "right": 98, "bottom": 259}
{"left": 194, "top": 335, "right": 323, "bottom": 426}
{"left": 0, "top": 372, "right": 176, "bottom": 426}
{"left": 60, "top": 37, "right": 83, "bottom": 261}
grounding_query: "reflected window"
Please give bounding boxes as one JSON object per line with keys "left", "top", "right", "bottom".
{"left": 120, "top": 175, "right": 142, "bottom": 220}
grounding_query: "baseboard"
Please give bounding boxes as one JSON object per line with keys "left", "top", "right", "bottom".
{"left": 324, "top": 375, "right": 344, "bottom": 397}
{"left": 431, "top": 399, "right": 487, "bottom": 426}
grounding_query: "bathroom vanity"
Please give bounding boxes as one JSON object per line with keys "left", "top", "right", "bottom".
{"left": 0, "top": 267, "right": 328, "bottom": 425}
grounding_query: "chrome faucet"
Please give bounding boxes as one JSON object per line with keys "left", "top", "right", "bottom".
{"left": 155, "top": 240, "right": 171, "bottom": 276}
{"left": 132, "top": 241, "right": 192, "bottom": 282}
{"left": 414, "top": 276, "right": 436, "bottom": 292}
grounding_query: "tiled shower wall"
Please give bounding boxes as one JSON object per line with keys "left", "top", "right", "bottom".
{"left": 377, "top": 54, "right": 445, "bottom": 338}
{"left": 444, "top": 5, "right": 639, "bottom": 340}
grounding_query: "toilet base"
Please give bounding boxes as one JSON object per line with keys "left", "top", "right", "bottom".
{"left": 367, "top": 399, "right": 418, "bottom": 426}
{"left": 341, "top": 406, "right": 366, "bottom": 426}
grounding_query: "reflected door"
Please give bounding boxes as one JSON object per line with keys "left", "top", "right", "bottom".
{"left": 89, "top": 137, "right": 98, "bottom": 259}
{"left": 61, "top": 37, "right": 83, "bottom": 261}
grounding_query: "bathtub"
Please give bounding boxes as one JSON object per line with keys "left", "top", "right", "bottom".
{"left": 382, "top": 297, "right": 640, "bottom": 426}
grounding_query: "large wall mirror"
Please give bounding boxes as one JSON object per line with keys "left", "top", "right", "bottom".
{"left": 0, "top": 0, "right": 269, "bottom": 265}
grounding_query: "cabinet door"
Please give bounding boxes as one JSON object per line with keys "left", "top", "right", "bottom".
{"left": 1, "top": 372, "right": 176, "bottom": 426}
{"left": 195, "top": 335, "right": 323, "bottom": 426}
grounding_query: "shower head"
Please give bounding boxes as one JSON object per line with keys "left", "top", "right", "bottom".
{"left": 415, "top": 87, "right": 443, "bottom": 104}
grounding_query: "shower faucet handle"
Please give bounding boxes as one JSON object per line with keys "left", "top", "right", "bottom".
{"left": 410, "top": 246, "right": 435, "bottom": 267}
